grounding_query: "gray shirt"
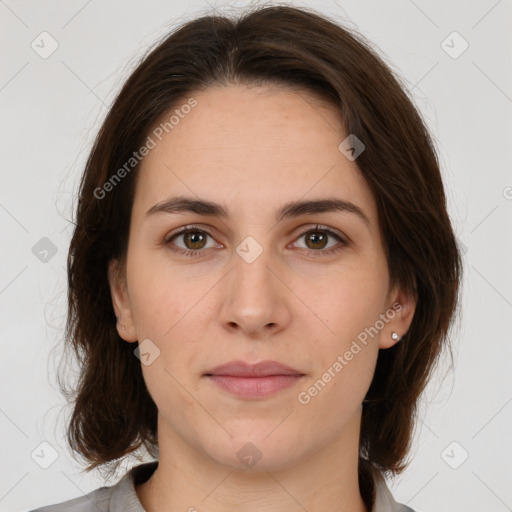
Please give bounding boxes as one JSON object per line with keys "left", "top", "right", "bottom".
{"left": 29, "top": 460, "right": 416, "bottom": 512}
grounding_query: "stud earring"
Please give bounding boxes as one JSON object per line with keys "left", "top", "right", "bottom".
{"left": 391, "top": 332, "right": 400, "bottom": 341}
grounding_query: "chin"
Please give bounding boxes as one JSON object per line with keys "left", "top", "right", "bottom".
{"left": 202, "top": 432, "right": 308, "bottom": 473}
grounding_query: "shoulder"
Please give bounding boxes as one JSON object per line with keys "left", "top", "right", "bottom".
{"left": 27, "top": 485, "right": 112, "bottom": 512}
{"left": 28, "top": 460, "right": 159, "bottom": 512}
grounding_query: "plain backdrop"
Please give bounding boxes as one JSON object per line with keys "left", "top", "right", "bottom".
{"left": 1, "top": 1, "right": 511, "bottom": 511}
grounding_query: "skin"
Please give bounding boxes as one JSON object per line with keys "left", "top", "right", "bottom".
{"left": 109, "top": 84, "right": 417, "bottom": 512}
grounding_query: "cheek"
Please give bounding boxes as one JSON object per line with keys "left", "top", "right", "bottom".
{"left": 126, "top": 251, "right": 207, "bottom": 377}
{"left": 294, "top": 335, "right": 379, "bottom": 449}
{"left": 293, "top": 261, "right": 386, "bottom": 403}
{"left": 126, "top": 249, "right": 191, "bottom": 333}
{"left": 299, "top": 261, "right": 388, "bottom": 340}
{"left": 299, "top": 321, "right": 380, "bottom": 407}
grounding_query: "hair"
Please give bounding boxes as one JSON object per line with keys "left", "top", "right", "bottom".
{"left": 60, "top": 3, "right": 462, "bottom": 506}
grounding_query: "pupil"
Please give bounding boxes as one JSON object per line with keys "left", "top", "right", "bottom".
{"left": 186, "top": 232, "right": 205, "bottom": 249}
{"left": 309, "top": 231, "right": 326, "bottom": 249}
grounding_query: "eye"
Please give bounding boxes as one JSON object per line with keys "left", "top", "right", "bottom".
{"left": 164, "top": 225, "right": 218, "bottom": 257}
{"left": 163, "top": 224, "right": 348, "bottom": 258}
{"left": 291, "top": 224, "right": 348, "bottom": 256}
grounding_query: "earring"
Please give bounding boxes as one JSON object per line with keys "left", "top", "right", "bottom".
{"left": 391, "top": 332, "right": 400, "bottom": 341}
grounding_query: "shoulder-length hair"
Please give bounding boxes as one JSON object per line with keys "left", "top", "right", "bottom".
{"left": 60, "top": 3, "right": 462, "bottom": 490}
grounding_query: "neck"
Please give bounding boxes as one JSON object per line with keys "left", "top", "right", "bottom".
{"left": 137, "top": 413, "right": 369, "bottom": 512}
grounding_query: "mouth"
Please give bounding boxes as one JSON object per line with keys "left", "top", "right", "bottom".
{"left": 204, "top": 360, "right": 306, "bottom": 399}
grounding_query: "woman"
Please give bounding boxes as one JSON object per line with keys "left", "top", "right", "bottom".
{"left": 31, "top": 4, "right": 462, "bottom": 512}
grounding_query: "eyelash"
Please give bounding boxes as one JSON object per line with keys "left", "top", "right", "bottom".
{"left": 163, "top": 224, "right": 348, "bottom": 258}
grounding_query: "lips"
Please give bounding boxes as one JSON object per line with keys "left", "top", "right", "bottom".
{"left": 204, "top": 360, "right": 305, "bottom": 399}
{"left": 204, "top": 360, "right": 304, "bottom": 377}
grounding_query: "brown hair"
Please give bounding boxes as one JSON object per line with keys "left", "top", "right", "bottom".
{"left": 60, "top": 3, "right": 462, "bottom": 502}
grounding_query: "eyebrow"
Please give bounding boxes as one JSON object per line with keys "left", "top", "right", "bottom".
{"left": 146, "top": 195, "right": 371, "bottom": 228}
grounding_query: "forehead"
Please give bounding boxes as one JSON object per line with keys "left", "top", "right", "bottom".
{"left": 134, "top": 84, "right": 377, "bottom": 226}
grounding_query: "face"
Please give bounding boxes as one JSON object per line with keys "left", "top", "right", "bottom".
{"left": 109, "top": 84, "right": 416, "bottom": 472}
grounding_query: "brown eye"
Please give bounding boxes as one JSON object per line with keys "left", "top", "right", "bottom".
{"left": 165, "top": 226, "right": 218, "bottom": 256}
{"left": 164, "top": 224, "right": 347, "bottom": 258}
{"left": 292, "top": 225, "right": 348, "bottom": 256}
{"left": 304, "top": 230, "right": 329, "bottom": 250}
{"left": 181, "top": 230, "right": 208, "bottom": 250}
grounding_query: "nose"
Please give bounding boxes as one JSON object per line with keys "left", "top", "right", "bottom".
{"left": 218, "top": 243, "right": 292, "bottom": 338}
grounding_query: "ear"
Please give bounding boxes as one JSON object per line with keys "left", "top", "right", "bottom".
{"left": 108, "top": 259, "right": 138, "bottom": 343}
{"left": 379, "top": 279, "right": 418, "bottom": 350}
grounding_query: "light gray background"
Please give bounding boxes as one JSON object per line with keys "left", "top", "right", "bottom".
{"left": 1, "top": 1, "right": 511, "bottom": 511}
